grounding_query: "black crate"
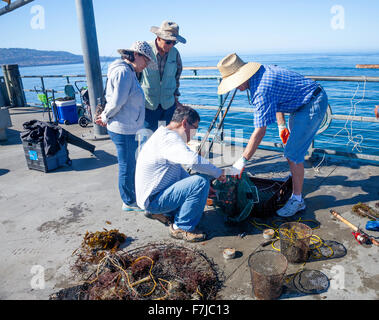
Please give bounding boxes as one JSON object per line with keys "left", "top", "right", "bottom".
{"left": 211, "top": 174, "right": 293, "bottom": 223}
{"left": 22, "top": 140, "right": 71, "bottom": 173}
{"left": 249, "top": 176, "right": 293, "bottom": 218}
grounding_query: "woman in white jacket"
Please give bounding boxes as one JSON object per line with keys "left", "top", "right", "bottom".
{"left": 96, "top": 41, "right": 156, "bottom": 211}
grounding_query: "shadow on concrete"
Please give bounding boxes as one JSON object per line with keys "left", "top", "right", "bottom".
{"left": 9, "top": 109, "right": 45, "bottom": 116}
{"left": 0, "top": 129, "right": 22, "bottom": 146}
{"left": 48, "top": 149, "right": 118, "bottom": 173}
{"left": 305, "top": 174, "right": 379, "bottom": 211}
{"left": 0, "top": 169, "right": 10, "bottom": 176}
{"left": 71, "top": 150, "right": 118, "bottom": 171}
{"left": 119, "top": 236, "right": 136, "bottom": 249}
{"left": 199, "top": 208, "right": 263, "bottom": 241}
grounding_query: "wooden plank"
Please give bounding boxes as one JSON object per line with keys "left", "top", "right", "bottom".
{"left": 356, "top": 64, "right": 379, "bottom": 69}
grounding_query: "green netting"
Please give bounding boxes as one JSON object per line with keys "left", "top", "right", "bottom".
{"left": 212, "top": 172, "right": 259, "bottom": 222}
{"left": 37, "top": 93, "right": 49, "bottom": 106}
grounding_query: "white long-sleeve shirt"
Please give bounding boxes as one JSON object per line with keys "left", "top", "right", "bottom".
{"left": 135, "top": 126, "right": 222, "bottom": 209}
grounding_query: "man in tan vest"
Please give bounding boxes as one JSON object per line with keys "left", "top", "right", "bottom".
{"left": 139, "top": 21, "right": 186, "bottom": 132}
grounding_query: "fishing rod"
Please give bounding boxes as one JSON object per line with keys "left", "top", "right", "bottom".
{"left": 186, "top": 88, "right": 237, "bottom": 174}
{"left": 203, "top": 88, "right": 238, "bottom": 158}
{"left": 196, "top": 89, "right": 231, "bottom": 156}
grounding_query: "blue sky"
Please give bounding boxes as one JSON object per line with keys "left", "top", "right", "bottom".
{"left": 1, "top": 0, "right": 379, "bottom": 58}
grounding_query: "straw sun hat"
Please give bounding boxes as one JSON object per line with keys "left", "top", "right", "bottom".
{"left": 217, "top": 53, "right": 261, "bottom": 95}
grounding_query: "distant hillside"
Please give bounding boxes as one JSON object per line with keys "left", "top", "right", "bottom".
{"left": 0, "top": 48, "right": 113, "bottom": 67}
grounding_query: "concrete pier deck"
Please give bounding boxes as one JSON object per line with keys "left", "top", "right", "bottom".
{"left": 1, "top": 107, "right": 378, "bottom": 300}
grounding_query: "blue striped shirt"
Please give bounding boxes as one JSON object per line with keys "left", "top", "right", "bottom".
{"left": 248, "top": 65, "right": 318, "bottom": 128}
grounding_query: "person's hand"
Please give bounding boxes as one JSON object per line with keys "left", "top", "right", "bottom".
{"left": 225, "top": 156, "right": 247, "bottom": 179}
{"left": 95, "top": 115, "right": 107, "bottom": 127}
{"left": 217, "top": 170, "right": 227, "bottom": 183}
{"left": 208, "top": 185, "right": 217, "bottom": 197}
{"left": 278, "top": 124, "right": 290, "bottom": 145}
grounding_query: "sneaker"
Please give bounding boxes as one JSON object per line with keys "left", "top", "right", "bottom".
{"left": 169, "top": 224, "right": 206, "bottom": 243}
{"left": 144, "top": 212, "right": 173, "bottom": 226}
{"left": 122, "top": 202, "right": 142, "bottom": 212}
{"left": 276, "top": 198, "right": 306, "bottom": 217}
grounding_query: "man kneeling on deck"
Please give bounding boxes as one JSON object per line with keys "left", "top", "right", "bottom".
{"left": 135, "top": 105, "right": 226, "bottom": 242}
{"left": 217, "top": 53, "right": 328, "bottom": 218}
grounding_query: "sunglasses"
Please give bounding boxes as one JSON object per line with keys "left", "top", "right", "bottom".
{"left": 188, "top": 121, "right": 199, "bottom": 130}
{"left": 164, "top": 40, "right": 177, "bottom": 45}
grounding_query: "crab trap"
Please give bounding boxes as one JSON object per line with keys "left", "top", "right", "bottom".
{"left": 50, "top": 242, "right": 222, "bottom": 300}
{"left": 211, "top": 172, "right": 292, "bottom": 222}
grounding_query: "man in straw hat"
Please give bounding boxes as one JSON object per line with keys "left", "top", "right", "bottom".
{"left": 218, "top": 53, "right": 328, "bottom": 217}
{"left": 138, "top": 21, "right": 186, "bottom": 132}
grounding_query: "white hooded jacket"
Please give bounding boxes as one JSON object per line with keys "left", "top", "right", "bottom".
{"left": 101, "top": 59, "right": 145, "bottom": 135}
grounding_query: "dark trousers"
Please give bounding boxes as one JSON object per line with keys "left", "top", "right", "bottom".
{"left": 145, "top": 103, "right": 176, "bottom": 132}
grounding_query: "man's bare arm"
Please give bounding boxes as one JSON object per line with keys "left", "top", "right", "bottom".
{"left": 242, "top": 126, "right": 267, "bottom": 161}
{"left": 276, "top": 112, "right": 285, "bottom": 126}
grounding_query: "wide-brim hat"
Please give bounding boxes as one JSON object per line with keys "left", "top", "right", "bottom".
{"left": 117, "top": 41, "right": 158, "bottom": 70}
{"left": 217, "top": 53, "right": 261, "bottom": 95}
{"left": 150, "top": 20, "right": 186, "bottom": 44}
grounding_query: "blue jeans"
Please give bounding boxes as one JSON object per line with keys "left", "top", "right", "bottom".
{"left": 108, "top": 130, "right": 138, "bottom": 205}
{"left": 146, "top": 175, "right": 210, "bottom": 232}
{"left": 284, "top": 88, "right": 328, "bottom": 163}
{"left": 145, "top": 103, "right": 176, "bottom": 132}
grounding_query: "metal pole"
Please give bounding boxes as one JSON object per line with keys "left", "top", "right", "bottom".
{"left": 75, "top": 0, "right": 107, "bottom": 137}
{"left": 0, "top": 0, "right": 34, "bottom": 16}
{"left": 218, "top": 78, "right": 224, "bottom": 156}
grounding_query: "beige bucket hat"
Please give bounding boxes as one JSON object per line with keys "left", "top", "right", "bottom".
{"left": 150, "top": 21, "right": 186, "bottom": 44}
{"left": 217, "top": 53, "right": 261, "bottom": 95}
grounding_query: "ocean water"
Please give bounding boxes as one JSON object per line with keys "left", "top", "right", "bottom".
{"left": 7, "top": 52, "right": 379, "bottom": 157}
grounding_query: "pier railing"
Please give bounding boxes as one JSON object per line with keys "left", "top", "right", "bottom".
{"left": 179, "top": 69, "right": 379, "bottom": 164}
{"left": 2, "top": 67, "right": 379, "bottom": 164}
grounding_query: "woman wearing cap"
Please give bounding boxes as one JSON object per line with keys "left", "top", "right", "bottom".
{"left": 218, "top": 53, "right": 328, "bottom": 218}
{"left": 95, "top": 41, "right": 156, "bottom": 211}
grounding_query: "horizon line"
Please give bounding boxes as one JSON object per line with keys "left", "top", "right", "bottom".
{"left": 2, "top": 47, "right": 379, "bottom": 59}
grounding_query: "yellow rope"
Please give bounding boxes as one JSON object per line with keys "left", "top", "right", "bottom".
{"left": 196, "top": 286, "right": 204, "bottom": 299}
{"left": 154, "top": 278, "right": 172, "bottom": 300}
{"left": 250, "top": 218, "right": 334, "bottom": 259}
{"left": 130, "top": 256, "right": 157, "bottom": 297}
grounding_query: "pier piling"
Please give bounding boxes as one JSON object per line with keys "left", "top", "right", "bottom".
{"left": 1, "top": 64, "right": 26, "bottom": 108}
{"left": 75, "top": 0, "right": 107, "bottom": 138}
